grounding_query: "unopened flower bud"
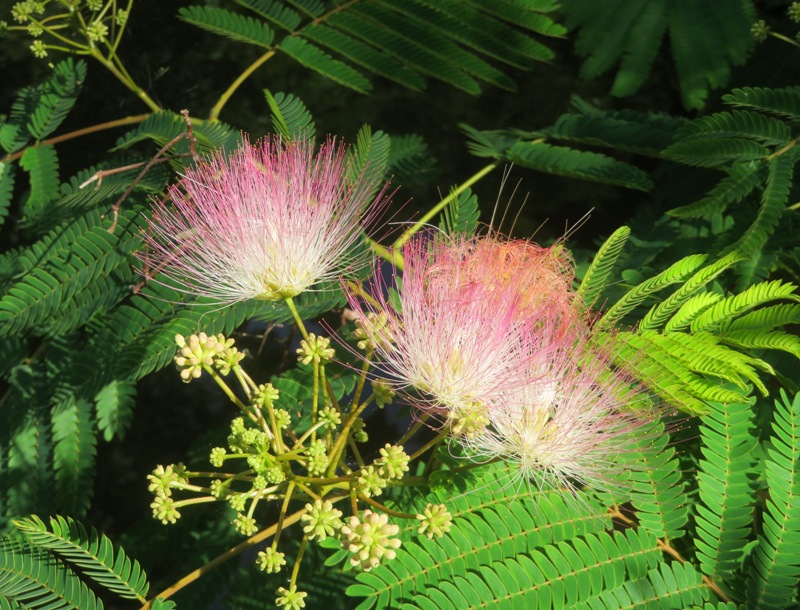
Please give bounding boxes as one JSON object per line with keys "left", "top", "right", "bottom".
{"left": 301, "top": 499, "right": 343, "bottom": 541}
{"left": 340, "top": 510, "right": 401, "bottom": 571}
{"left": 356, "top": 465, "right": 387, "bottom": 498}
{"left": 375, "top": 444, "right": 409, "bottom": 480}
{"left": 257, "top": 547, "right": 286, "bottom": 574}
{"left": 151, "top": 496, "right": 181, "bottom": 524}
{"left": 297, "top": 333, "right": 335, "bottom": 365}
{"left": 276, "top": 585, "right": 307, "bottom": 610}
{"left": 416, "top": 503, "right": 452, "bottom": 539}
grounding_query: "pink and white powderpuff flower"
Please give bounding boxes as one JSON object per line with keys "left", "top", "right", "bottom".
{"left": 464, "top": 322, "right": 652, "bottom": 494}
{"left": 346, "top": 234, "right": 549, "bottom": 426}
{"left": 139, "top": 137, "right": 390, "bottom": 305}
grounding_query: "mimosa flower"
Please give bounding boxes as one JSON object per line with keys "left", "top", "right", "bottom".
{"left": 346, "top": 234, "right": 544, "bottom": 426}
{"left": 140, "top": 137, "right": 389, "bottom": 305}
{"left": 445, "top": 237, "right": 579, "bottom": 330}
{"left": 466, "top": 322, "right": 651, "bottom": 494}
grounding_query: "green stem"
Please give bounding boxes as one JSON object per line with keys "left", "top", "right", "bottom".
{"left": 311, "top": 360, "right": 320, "bottom": 442}
{"left": 393, "top": 162, "right": 497, "bottom": 249}
{"left": 285, "top": 296, "right": 310, "bottom": 341}
{"left": 770, "top": 31, "right": 800, "bottom": 49}
{"left": 326, "top": 397, "right": 372, "bottom": 478}
{"left": 90, "top": 47, "right": 162, "bottom": 112}
{"left": 205, "top": 367, "right": 258, "bottom": 423}
{"left": 408, "top": 430, "right": 448, "bottom": 462}
{"left": 209, "top": 50, "right": 276, "bottom": 121}
{"left": 361, "top": 495, "right": 417, "bottom": 519}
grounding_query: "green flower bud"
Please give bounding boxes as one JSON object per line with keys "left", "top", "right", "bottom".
{"left": 209, "top": 447, "right": 226, "bottom": 468}
{"left": 319, "top": 406, "right": 341, "bottom": 430}
{"left": 340, "top": 510, "right": 401, "bottom": 571}
{"left": 85, "top": 19, "right": 108, "bottom": 42}
{"left": 257, "top": 547, "right": 286, "bottom": 574}
{"left": 151, "top": 496, "right": 181, "bottom": 524}
{"left": 375, "top": 444, "right": 409, "bottom": 480}
{"left": 276, "top": 585, "right": 307, "bottom": 610}
{"left": 356, "top": 465, "right": 386, "bottom": 498}
{"left": 301, "top": 499, "right": 343, "bottom": 541}
{"left": 274, "top": 408, "right": 291, "bottom": 429}
{"left": 372, "top": 380, "right": 395, "bottom": 408}
{"left": 234, "top": 513, "right": 257, "bottom": 536}
{"left": 296, "top": 333, "right": 335, "bottom": 365}
{"left": 416, "top": 503, "right": 452, "bottom": 539}
{"left": 306, "top": 439, "right": 329, "bottom": 476}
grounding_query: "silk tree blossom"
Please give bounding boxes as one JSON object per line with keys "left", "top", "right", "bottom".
{"left": 465, "top": 322, "right": 652, "bottom": 494}
{"left": 435, "top": 237, "right": 579, "bottom": 330}
{"left": 346, "top": 234, "right": 550, "bottom": 431}
{"left": 140, "top": 137, "right": 390, "bottom": 305}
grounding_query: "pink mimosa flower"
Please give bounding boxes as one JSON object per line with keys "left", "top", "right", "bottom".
{"left": 466, "top": 322, "right": 650, "bottom": 493}
{"left": 347, "top": 234, "right": 547, "bottom": 428}
{"left": 140, "top": 137, "right": 389, "bottom": 305}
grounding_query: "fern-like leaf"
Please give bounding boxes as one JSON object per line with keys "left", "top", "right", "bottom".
{"left": 279, "top": 36, "right": 372, "bottom": 93}
{"left": 598, "top": 253, "right": 707, "bottom": 328}
{"left": 27, "top": 59, "right": 87, "bottom": 141}
{"left": 347, "top": 124, "right": 391, "bottom": 190}
{"left": 0, "top": 537, "right": 102, "bottom": 610}
{"left": 18, "top": 144, "right": 60, "bottom": 223}
{"left": 690, "top": 280, "right": 799, "bottom": 332}
{"left": 723, "top": 86, "right": 800, "bottom": 122}
{"left": 639, "top": 252, "right": 742, "bottom": 331}
{"left": 405, "top": 528, "right": 660, "bottom": 610}
{"left": 439, "top": 188, "right": 480, "bottom": 237}
{"left": 564, "top": 0, "right": 754, "bottom": 109}
{"left": 669, "top": 163, "right": 763, "bottom": 219}
{"left": 264, "top": 90, "right": 315, "bottom": 141}
{"left": 663, "top": 136, "right": 767, "bottom": 168}
{"left": 0, "top": 162, "right": 15, "bottom": 229}
{"left": 579, "top": 561, "right": 710, "bottom": 609}
{"left": 577, "top": 226, "right": 630, "bottom": 309}
{"left": 94, "top": 380, "right": 136, "bottom": 442}
{"left": 348, "top": 467, "right": 611, "bottom": 609}
{"left": 627, "top": 421, "right": 689, "bottom": 540}
{"left": 14, "top": 515, "right": 149, "bottom": 602}
{"left": 549, "top": 102, "right": 684, "bottom": 157}
{"left": 505, "top": 140, "right": 653, "bottom": 190}
{"left": 694, "top": 398, "right": 757, "bottom": 584}
{"left": 676, "top": 110, "right": 792, "bottom": 146}
{"left": 51, "top": 397, "right": 96, "bottom": 517}
{"left": 746, "top": 390, "right": 800, "bottom": 608}
{"left": 386, "top": 134, "right": 437, "bottom": 185}
{"left": 178, "top": 6, "right": 275, "bottom": 47}
{"left": 729, "top": 152, "right": 795, "bottom": 256}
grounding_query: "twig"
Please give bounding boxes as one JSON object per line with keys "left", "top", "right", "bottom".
{"left": 97, "top": 109, "right": 199, "bottom": 233}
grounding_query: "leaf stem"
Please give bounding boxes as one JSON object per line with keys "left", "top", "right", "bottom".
{"left": 139, "top": 509, "right": 307, "bottom": 609}
{"left": 2, "top": 114, "right": 149, "bottom": 163}
{"left": 393, "top": 162, "right": 497, "bottom": 249}
{"left": 209, "top": 50, "right": 276, "bottom": 121}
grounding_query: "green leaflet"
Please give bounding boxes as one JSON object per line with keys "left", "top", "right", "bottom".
{"left": 439, "top": 188, "right": 480, "bottom": 237}
{"left": 14, "top": 515, "right": 149, "bottom": 601}
{"left": 746, "top": 391, "right": 800, "bottom": 608}
{"left": 693, "top": 399, "right": 758, "bottom": 584}
{"left": 577, "top": 226, "right": 630, "bottom": 309}
{"left": 347, "top": 466, "right": 611, "bottom": 609}
{"left": 178, "top": 5, "right": 275, "bottom": 48}
{"left": 264, "top": 90, "right": 316, "bottom": 142}
{"left": 0, "top": 537, "right": 102, "bottom": 610}
{"left": 627, "top": 421, "right": 689, "bottom": 541}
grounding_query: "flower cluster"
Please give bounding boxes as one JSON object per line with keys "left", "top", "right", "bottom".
{"left": 347, "top": 233, "right": 654, "bottom": 493}
{"left": 140, "top": 136, "right": 389, "bottom": 306}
